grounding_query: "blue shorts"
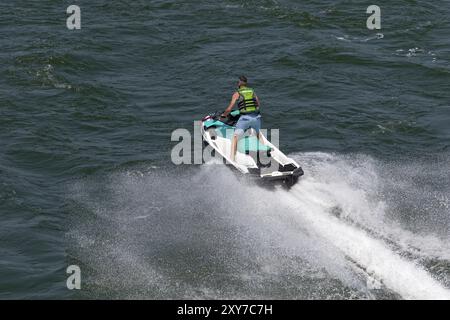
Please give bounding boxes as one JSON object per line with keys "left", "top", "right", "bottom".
{"left": 234, "top": 113, "right": 261, "bottom": 136}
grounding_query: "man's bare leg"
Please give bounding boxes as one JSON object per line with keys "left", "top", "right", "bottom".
{"left": 231, "top": 135, "right": 238, "bottom": 162}
{"left": 257, "top": 132, "right": 266, "bottom": 145}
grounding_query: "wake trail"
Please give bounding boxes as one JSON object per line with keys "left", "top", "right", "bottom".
{"left": 280, "top": 152, "right": 450, "bottom": 299}
{"left": 68, "top": 152, "right": 450, "bottom": 299}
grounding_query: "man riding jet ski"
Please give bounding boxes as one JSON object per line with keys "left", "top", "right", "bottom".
{"left": 201, "top": 76, "right": 304, "bottom": 187}
{"left": 221, "top": 76, "right": 263, "bottom": 162}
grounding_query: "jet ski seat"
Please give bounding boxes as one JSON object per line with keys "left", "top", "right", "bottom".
{"left": 238, "top": 136, "right": 271, "bottom": 153}
{"left": 211, "top": 123, "right": 271, "bottom": 154}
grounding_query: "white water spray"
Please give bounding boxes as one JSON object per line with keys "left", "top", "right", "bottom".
{"left": 278, "top": 152, "right": 450, "bottom": 299}
{"left": 69, "top": 152, "right": 450, "bottom": 299}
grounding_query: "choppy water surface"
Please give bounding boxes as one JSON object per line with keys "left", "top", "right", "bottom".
{"left": 1, "top": 1, "right": 449, "bottom": 299}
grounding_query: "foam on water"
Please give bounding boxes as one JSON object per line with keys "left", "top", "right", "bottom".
{"left": 282, "top": 152, "right": 450, "bottom": 299}
{"left": 68, "top": 152, "right": 450, "bottom": 299}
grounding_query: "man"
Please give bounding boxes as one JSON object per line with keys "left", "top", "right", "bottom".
{"left": 221, "top": 76, "right": 264, "bottom": 162}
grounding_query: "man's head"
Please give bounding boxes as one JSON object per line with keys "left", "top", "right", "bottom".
{"left": 238, "top": 75, "right": 248, "bottom": 87}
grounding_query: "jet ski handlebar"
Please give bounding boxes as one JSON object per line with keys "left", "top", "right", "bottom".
{"left": 201, "top": 111, "right": 240, "bottom": 123}
{"left": 212, "top": 111, "right": 228, "bottom": 120}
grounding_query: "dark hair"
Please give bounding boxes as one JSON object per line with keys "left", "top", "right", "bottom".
{"left": 239, "top": 75, "right": 248, "bottom": 83}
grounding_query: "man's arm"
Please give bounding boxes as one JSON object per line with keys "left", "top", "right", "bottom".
{"left": 221, "top": 92, "right": 240, "bottom": 117}
{"left": 255, "top": 94, "right": 260, "bottom": 107}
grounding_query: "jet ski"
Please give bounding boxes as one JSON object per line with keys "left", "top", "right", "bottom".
{"left": 201, "top": 110, "right": 304, "bottom": 187}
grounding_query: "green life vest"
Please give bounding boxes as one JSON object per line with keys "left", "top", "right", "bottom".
{"left": 237, "top": 86, "right": 259, "bottom": 114}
